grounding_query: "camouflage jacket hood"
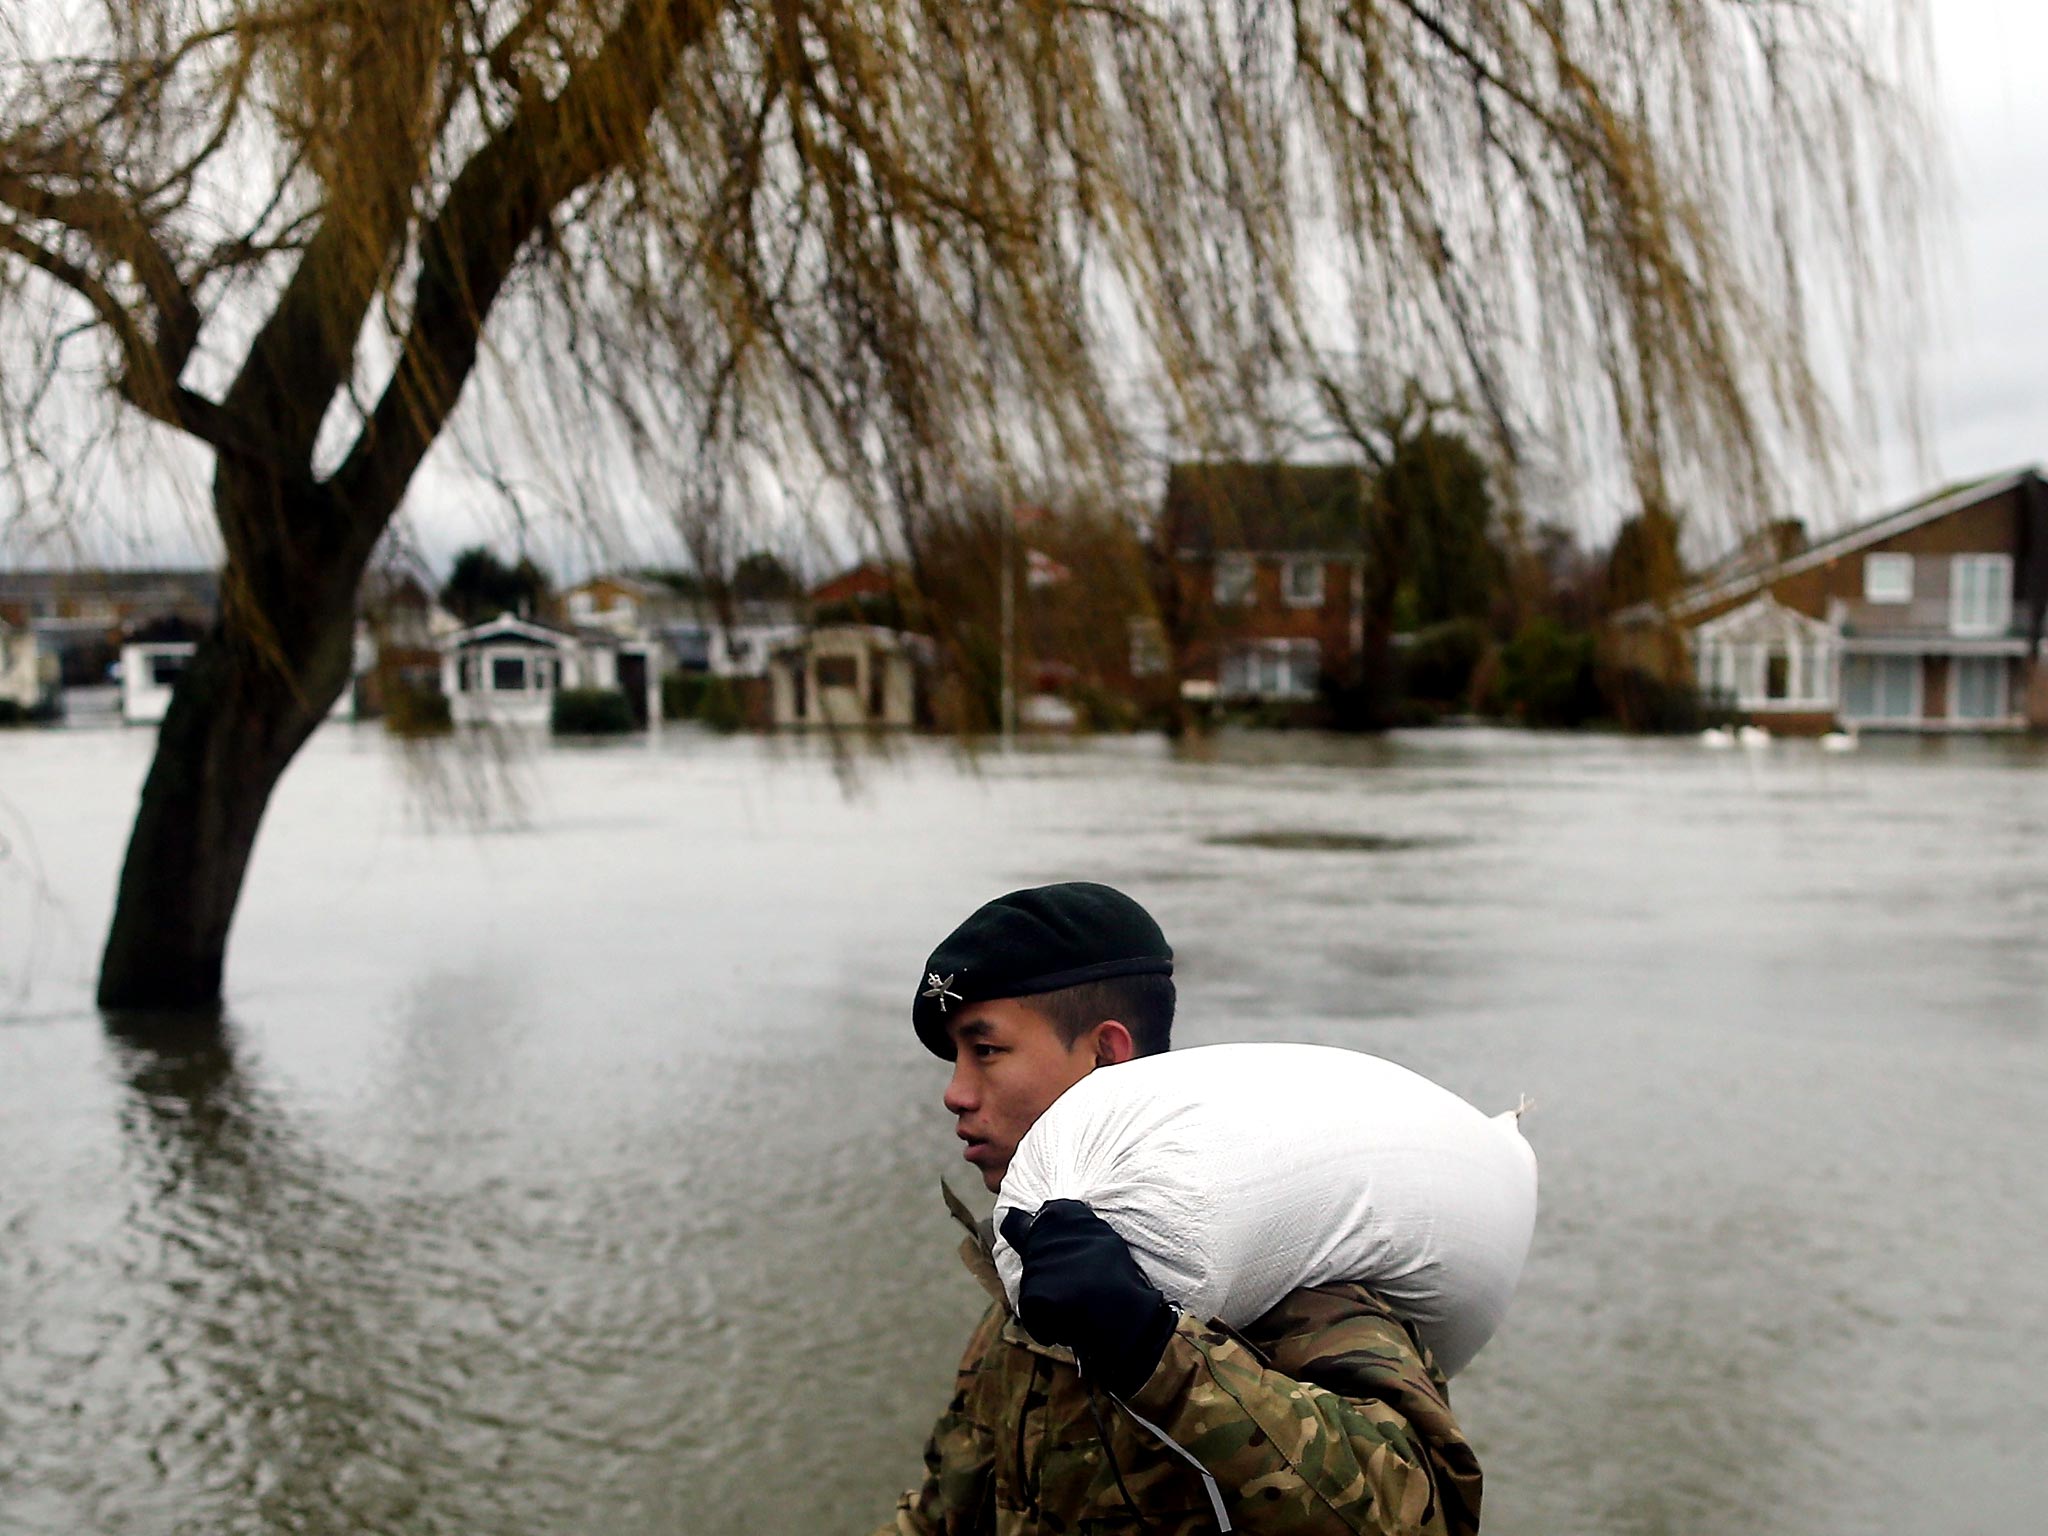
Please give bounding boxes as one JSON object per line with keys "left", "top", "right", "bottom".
{"left": 873, "top": 1187, "right": 1483, "bottom": 1536}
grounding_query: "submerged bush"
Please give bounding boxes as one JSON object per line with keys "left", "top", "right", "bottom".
{"left": 0, "top": 697, "right": 58, "bottom": 726}
{"left": 1399, "top": 618, "right": 1489, "bottom": 707}
{"left": 694, "top": 675, "right": 745, "bottom": 733}
{"left": 383, "top": 684, "right": 453, "bottom": 738}
{"left": 662, "top": 670, "right": 707, "bottom": 720}
{"left": 1598, "top": 666, "right": 1731, "bottom": 734}
{"left": 1495, "top": 619, "right": 1601, "bottom": 728}
{"left": 552, "top": 688, "right": 637, "bottom": 735}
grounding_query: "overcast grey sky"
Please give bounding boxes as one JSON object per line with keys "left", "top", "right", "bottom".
{"left": 419, "top": 3, "right": 2048, "bottom": 571}
{"left": 3, "top": 3, "right": 2042, "bottom": 577}
{"left": 1893, "top": 0, "right": 2047, "bottom": 500}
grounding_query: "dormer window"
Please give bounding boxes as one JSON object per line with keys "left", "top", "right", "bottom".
{"left": 1863, "top": 553, "right": 1913, "bottom": 604}
{"left": 1282, "top": 558, "right": 1325, "bottom": 607}
{"left": 1214, "top": 553, "right": 1254, "bottom": 606}
{"left": 1950, "top": 554, "right": 2012, "bottom": 636}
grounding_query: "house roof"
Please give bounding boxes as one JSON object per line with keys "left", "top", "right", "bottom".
{"left": 1692, "top": 593, "right": 1837, "bottom": 642}
{"left": 567, "top": 572, "right": 667, "bottom": 600}
{"left": 771, "top": 623, "right": 933, "bottom": 658}
{"left": 1162, "top": 461, "right": 1369, "bottom": 554}
{"left": 810, "top": 563, "right": 898, "bottom": 605}
{"left": 1620, "top": 467, "right": 2041, "bottom": 626}
{"left": 446, "top": 613, "right": 575, "bottom": 649}
{"left": 0, "top": 566, "right": 219, "bottom": 618}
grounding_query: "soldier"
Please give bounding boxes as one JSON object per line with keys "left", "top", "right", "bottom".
{"left": 876, "top": 881, "right": 1483, "bottom": 1536}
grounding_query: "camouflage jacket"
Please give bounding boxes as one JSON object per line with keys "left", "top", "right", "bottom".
{"left": 873, "top": 1193, "right": 1482, "bottom": 1536}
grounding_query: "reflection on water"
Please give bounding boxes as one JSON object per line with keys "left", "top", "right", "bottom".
{"left": 2, "top": 726, "right": 2046, "bottom": 1534}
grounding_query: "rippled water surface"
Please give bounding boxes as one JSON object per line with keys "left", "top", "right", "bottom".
{"left": 3, "top": 725, "right": 2046, "bottom": 1535}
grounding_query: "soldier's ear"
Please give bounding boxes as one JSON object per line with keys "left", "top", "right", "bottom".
{"left": 1093, "top": 1020, "right": 1135, "bottom": 1066}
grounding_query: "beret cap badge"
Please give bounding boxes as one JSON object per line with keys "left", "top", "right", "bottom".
{"left": 912, "top": 882, "right": 1172, "bottom": 1059}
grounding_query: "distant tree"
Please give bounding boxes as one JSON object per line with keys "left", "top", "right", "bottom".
{"left": 1512, "top": 520, "right": 1604, "bottom": 631}
{"left": 1496, "top": 618, "right": 1602, "bottom": 728}
{"left": 1339, "top": 408, "right": 1505, "bottom": 727}
{"left": 640, "top": 569, "right": 706, "bottom": 601}
{"left": 1604, "top": 503, "right": 1689, "bottom": 613}
{"left": 440, "top": 548, "right": 552, "bottom": 627}
{"left": 0, "top": 1, "right": 1929, "bottom": 1014}
{"left": 1380, "top": 426, "right": 1503, "bottom": 632}
{"left": 727, "top": 551, "right": 801, "bottom": 603}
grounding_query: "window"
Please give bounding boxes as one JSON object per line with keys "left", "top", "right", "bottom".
{"left": 1951, "top": 657, "right": 2008, "bottom": 721}
{"left": 490, "top": 655, "right": 527, "bottom": 691}
{"left": 669, "top": 626, "right": 711, "bottom": 669}
{"left": 149, "top": 651, "right": 188, "bottom": 686}
{"left": 1281, "top": 558, "right": 1325, "bottom": 607}
{"left": 1949, "top": 555, "right": 2012, "bottom": 636}
{"left": 1764, "top": 650, "right": 1790, "bottom": 700}
{"left": 1213, "top": 553, "right": 1254, "bottom": 606}
{"left": 1220, "top": 639, "right": 1319, "bottom": 699}
{"left": 1127, "top": 618, "right": 1168, "bottom": 678}
{"left": 1796, "top": 642, "right": 1826, "bottom": 703}
{"left": 1842, "top": 655, "right": 1918, "bottom": 721}
{"left": 1863, "top": 554, "right": 1913, "bottom": 604}
{"left": 816, "top": 655, "right": 858, "bottom": 689}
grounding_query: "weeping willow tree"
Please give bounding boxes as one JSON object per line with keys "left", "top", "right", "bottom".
{"left": 0, "top": 0, "right": 1926, "bottom": 1012}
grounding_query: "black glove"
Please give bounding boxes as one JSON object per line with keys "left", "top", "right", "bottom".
{"left": 1000, "top": 1199, "right": 1177, "bottom": 1397}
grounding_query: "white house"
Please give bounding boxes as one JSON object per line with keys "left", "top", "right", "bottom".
{"left": 0, "top": 618, "right": 58, "bottom": 713}
{"left": 439, "top": 613, "right": 660, "bottom": 727}
{"left": 1688, "top": 595, "right": 1840, "bottom": 719}
{"left": 1620, "top": 468, "right": 2048, "bottom": 733}
{"left": 768, "top": 625, "right": 923, "bottom": 729}
{"left": 662, "top": 598, "right": 805, "bottom": 679}
{"left": 120, "top": 640, "right": 195, "bottom": 723}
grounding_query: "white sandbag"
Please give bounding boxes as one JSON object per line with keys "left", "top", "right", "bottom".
{"left": 992, "top": 1042, "right": 1536, "bottom": 1379}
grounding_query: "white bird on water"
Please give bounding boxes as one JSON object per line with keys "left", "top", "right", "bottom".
{"left": 1700, "top": 727, "right": 1734, "bottom": 749}
{"left": 1819, "top": 728, "right": 1859, "bottom": 753}
{"left": 1737, "top": 724, "right": 1772, "bottom": 750}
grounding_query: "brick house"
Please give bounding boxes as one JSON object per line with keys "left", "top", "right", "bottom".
{"left": 1618, "top": 468, "right": 2048, "bottom": 733}
{"left": 1153, "top": 462, "right": 1368, "bottom": 703}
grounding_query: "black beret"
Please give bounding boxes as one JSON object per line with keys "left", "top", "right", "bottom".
{"left": 913, "top": 881, "right": 1172, "bottom": 1058}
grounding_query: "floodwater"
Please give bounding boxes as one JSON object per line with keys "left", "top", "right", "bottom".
{"left": 2, "top": 724, "right": 2045, "bottom": 1536}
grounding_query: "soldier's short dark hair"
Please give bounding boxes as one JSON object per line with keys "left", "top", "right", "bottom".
{"left": 1029, "top": 973, "right": 1175, "bottom": 1058}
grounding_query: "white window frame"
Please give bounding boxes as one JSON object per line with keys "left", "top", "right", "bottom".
{"left": 1841, "top": 653, "right": 1921, "bottom": 723}
{"left": 1220, "top": 638, "right": 1319, "bottom": 700}
{"left": 1949, "top": 555, "right": 2013, "bottom": 637}
{"left": 1213, "top": 553, "right": 1255, "bottom": 607}
{"left": 1863, "top": 553, "right": 1914, "bottom": 604}
{"left": 1694, "top": 633, "right": 1833, "bottom": 709}
{"left": 1950, "top": 656, "right": 2010, "bottom": 722}
{"left": 1281, "top": 558, "right": 1325, "bottom": 608}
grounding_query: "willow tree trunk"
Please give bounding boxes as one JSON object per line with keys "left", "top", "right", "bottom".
{"left": 82, "top": 0, "right": 719, "bottom": 1019}
{"left": 97, "top": 474, "right": 370, "bottom": 1011}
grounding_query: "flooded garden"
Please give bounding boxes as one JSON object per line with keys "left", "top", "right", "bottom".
{"left": 3, "top": 724, "right": 2044, "bottom": 1534}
